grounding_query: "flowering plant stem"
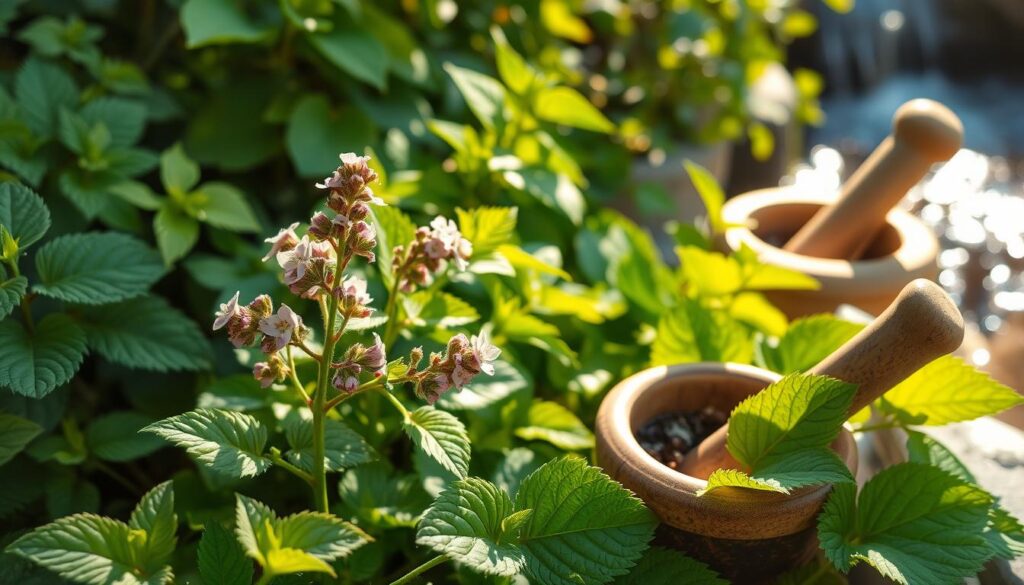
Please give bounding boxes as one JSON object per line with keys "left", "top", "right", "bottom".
{"left": 389, "top": 554, "right": 447, "bottom": 585}
{"left": 311, "top": 293, "right": 340, "bottom": 513}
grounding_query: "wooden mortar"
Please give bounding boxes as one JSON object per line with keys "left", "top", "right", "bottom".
{"left": 595, "top": 280, "right": 964, "bottom": 581}
{"left": 716, "top": 99, "right": 962, "bottom": 318}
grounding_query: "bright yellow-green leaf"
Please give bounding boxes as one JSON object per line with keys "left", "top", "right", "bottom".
{"left": 677, "top": 246, "right": 742, "bottom": 297}
{"left": 683, "top": 160, "right": 725, "bottom": 233}
{"left": 540, "top": 0, "right": 592, "bottom": 43}
{"left": 729, "top": 292, "right": 788, "bottom": 337}
{"left": 823, "top": 0, "right": 855, "bottom": 13}
{"left": 498, "top": 244, "right": 571, "bottom": 280}
{"left": 781, "top": 10, "right": 817, "bottom": 37}
{"left": 264, "top": 548, "right": 335, "bottom": 577}
{"left": 880, "top": 356, "right": 1024, "bottom": 425}
{"left": 533, "top": 86, "right": 614, "bottom": 134}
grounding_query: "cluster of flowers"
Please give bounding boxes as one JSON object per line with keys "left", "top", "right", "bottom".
{"left": 212, "top": 153, "right": 499, "bottom": 404}
{"left": 399, "top": 332, "right": 502, "bottom": 404}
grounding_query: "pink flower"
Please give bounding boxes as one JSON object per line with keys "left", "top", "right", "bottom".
{"left": 277, "top": 236, "right": 333, "bottom": 285}
{"left": 262, "top": 223, "right": 300, "bottom": 262}
{"left": 450, "top": 364, "right": 475, "bottom": 388}
{"left": 467, "top": 332, "right": 500, "bottom": 376}
{"left": 259, "top": 304, "right": 302, "bottom": 350}
{"left": 213, "top": 291, "right": 241, "bottom": 330}
{"left": 362, "top": 333, "right": 386, "bottom": 372}
{"left": 335, "top": 275, "right": 374, "bottom": 316}
{"left": 332, "top": 372, "right": 359, "bottom": 393}
{"left": 253, "top": 362, "right": 275, "bottom": 388}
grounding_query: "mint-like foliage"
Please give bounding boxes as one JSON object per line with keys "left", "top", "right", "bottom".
{"left": 0, "top": 313, "right": 87, "bottom": 397}
{"left": 143, "top": 408, "right": 270, "bottom": 478}
{"left": 34, "top": 233, "right": 164, "bottom": 305}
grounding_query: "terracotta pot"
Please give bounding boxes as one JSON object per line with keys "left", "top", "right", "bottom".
{"left": 594, "top": 362, "right": 858, "bottom": 582}
{"left": 717, "top": 187, "right": 939, "bottom": 318}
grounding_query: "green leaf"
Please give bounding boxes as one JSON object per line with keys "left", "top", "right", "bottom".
{"left": 734, "top": 244, "right": 820, "bottom": 291}
{"left": 819, "top": 463, "right": 992, "bottom": 585}
{"left": 154, "top": 203, "right": 200, "bottom": 265}
{"left": 494, "top": 37, "right": 536, "bottom": 96}
{"left": 194, "top": 182, "right": 260, "bottom": 232}
{"left": 0, "top": 183, "right": 51, "bottom": 249}
{"left": 534, "top": 86, "right": 614, "bottom": 133}
{"left": 404, "top": 406, "right": 471, "bottom": 479}
{"left": 198, "top": 522, "right": 253, "bottom": 585}
{"left": 285, "top": 95, "right": 374, "bottom": 178}
{"left": 143, "top": 408, "right": 271, "bottom": 478}
{"left": 84, "top": 411, "right": 164, "bottom": 462}
{"left": 701, "top": 449, "right": 853, "bottom": 496}
{"left": 338, "top": 462, "right": 430, "bottom": 528}
{"left": 613, "top": 546, "right": 725, "bottom": 585}
{"left": 456, "top": 206, "right": 518, "bottom": 257}
{"left": 683, "top": 160, "right": 725, "bottom": 233}
{"left": 159, "top": 143, "right": 200, "bottom": 194}
{"left": 677, "top": 246, "right": 743, "bottom": 296}
{"left": 308, "top": 25, "right": 389, "bottom": 90}
{"left": 499, "top": 244, "right": 572, "bottom": 280}
{"left": 650, "top": 299, "right": 753, "bottom": 366}
{"left": 444, "top": 63, "right": 507, "bottom": 129}
{"left": 402, "top": 291, "right": 480, "bottom": 329}
{"left": 34, "top": 233, "right": 164, "bottom": 305}
{"left": 80, "top": 98, "right": 146, "bottom": 148}
{"left": 880, "top": 355, "right": 1024, "bottom": 425}
{"left": 282, "top": 408, "right": 377, "bottom": 474}
{"left": 516, "top": 457, "right": 657, "bottom": 585}
{"left": 15, "top": 57, "right": 78, "bottom": 138}
{"left": 234, "top": 495, "right": 367, "bottom": 579}
{"left": 0, "top": 276, "right": 28, "bottom": 320}
{"left": 416, "top": 477, "right": 526, "bottom": 576}
{"left": 371, "top": 205, "right": 416, "bottom": 288}
{"left": 762, "top": 315, "right": 863, "bottom": 375}
{"left": 0, "top": 314, "right": 87, "bottom": 398}
{"left": 514, "top": 400, "right": 594, "bottom": 451}
{"left": 503, "top": 168, "right": 585, "bottom": 225}
{"left": 729, "top": 292, "right": 788, "bottom": 337}
{"left": 180, "top": 0, "right": 276, "bottom": 47}
{"left": 79, "top": 295, "right": 212, "bottom": 372}
{"left": 110, "top": 180, "right": 163, "bottom": 211}
{"left": 129, "top": 481, "right": 177, "bottom": 566}
{"left": 7, "top": 513, "right": 173, "bottom": 585}
{"left": 0, "top": 412, "right": 42, "bottom": 466}
{"left": 727, "top": 374, "right": 856, "bottom": 471}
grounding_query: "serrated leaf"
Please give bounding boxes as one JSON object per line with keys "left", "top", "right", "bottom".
{"left": 79, "top": 295, "right": 212, "bottom": 372}
{"left": 0, "top": 314, "right": 87, "bottom": 398}
{"left": 762, "top": 315, "right": 863, "bottom": 375}
{"left": 402, "top": 291, "right": 480, "bottom": 329}
{"left": 195, "top": 182, "right": 260, "bottom": 232}
{"left": 650, "top": 298, "right": 752, "bottom": 366}
{"left": 880, "top": 355, "right": 1024, "bottom": 425}
{"left": 34, "top": 233, "right": 164, "bottom": 305}
{"left": 727, "top": 374, "right": 856, "bottom": 472}
{"left": 234, "top": 494, "right": 366, "bottom": 579}
{"left": 80, "top": 98, "right": 146, "bottom": 148}
{"left": 198, "top": 522, "right": 253, "bottom": 585}
{"left": 143, "top": 409, "right": 270, "bottom": 478}
{"left": 514, "top": 400, "right": 594, "bottom": 450}
{"left": 404, "top": 406, "right": 471, "bottom": 479}
{"left": 84, "top": 411, "right": 164, "bottom": 462}
{"left": 613, "top": 547, "right": 725, "bottom": 585}
{"left": 129, "top": 481, "right": 177, "bottom": 566}
{"left": 499, "top": 244, "right": 572, "bottom": 280}
{"left": 0, "top": 456, "right": 46, "bottom": 518}
{"left": 0, "top": 182, "right": 51, "bottom": 249}
{"left": 534, "top": 86, "right": 614, "bottom": 133}
{"left": 676, "top": 246, "right": 742, "bottom": 296}
{"left": 701, "top": 449, "right": 853, "bottom": 496}
{"left": 282, "top": 408, "right": 376, "bottom": 474}
{"left": 416, "top": 477, "right": 526, "bottom": 576}
{"left": 0, "top": 412, "right": 42, "bottom": 466}
{"left": 338, "top": 462, "right": 431, "bottom": 528}
{"left": 503, "top": 168, "right": 585, "bottom": 225}
{"left": 0, "top": 276, "right": 28, "bottom": 320}
{"left": 456, "top": 206, "right": 517, "bottom": 257}
{"left": 493, "top": 448, "right": 544, "bottom": 498}
{"left": 7, "top": 513, "right": 172, "bottom": 585}
{"left": 154, "top": 204, "right": 199, "bottom": 265}
{"left": 819, "top": 463, "right": 992, "bottom": 585}
{"left": 516, "top": 457, "right": 657, "bottom": 585}
{"left": 443, "top": 63, "right": 507, "bottom": 129}
{"left": 14, "top": 57, "right": 78, "bottom": 138}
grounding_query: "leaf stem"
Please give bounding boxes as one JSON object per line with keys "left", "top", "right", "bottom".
{"left": 255, "top": 572, "right": 273, "bottom": 585}
{"left": 311, "top": 293, "right": 340, "bottom": 513}
{"left": 388, "top": 555, "right": 447, "bottom": 585}
{"left": 322, "top": 376, "right": 386, "bottom": 412}
{"left": 382, "top": 277, "right": 403, "bottom": 347}
{"left": 3, "top": 258, "right": 33, "bottom": 333}
{"left": 269, "top": 447, "right": 314, "bottom": 485}
{"left": 375, "top": 386, "right": 409, "bottom": 419}
{"left": 285, "top": 347, "right": 311, "bottom": 403}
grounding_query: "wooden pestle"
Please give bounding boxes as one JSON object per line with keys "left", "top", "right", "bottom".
{"left": 783, "top": 99, "right": 963, "bottom": 259}
{"left": 678, "top": 279, "right": 964, "bottom": 480}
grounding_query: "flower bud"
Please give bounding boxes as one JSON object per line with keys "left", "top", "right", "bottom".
{"left": 248, "top": 295, "right": 273, "bottom": 320}
{"left": 308, "top": 212, "right": 334, "bottom": 241}
{"left": 332, "top": 370, "right": 360, "bottom": 393}
{"left": 253, "top": 354, "right": 289, "bottom": 388}
{"left": 349, "top": 220, "right": 377, "bottom": 262}
{"left": 349, "top": 203, "right": 369, "bottom": 221}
